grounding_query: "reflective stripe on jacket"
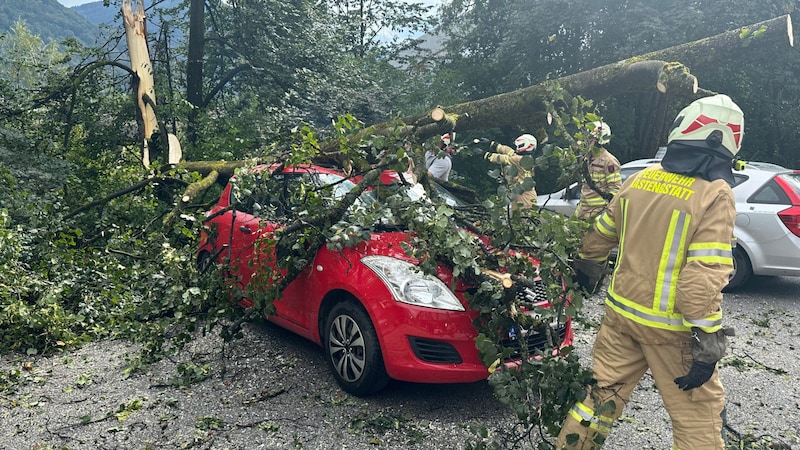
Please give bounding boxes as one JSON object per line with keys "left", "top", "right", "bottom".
{"left": 579, "top": 164, "right": 735, "bottom": 343}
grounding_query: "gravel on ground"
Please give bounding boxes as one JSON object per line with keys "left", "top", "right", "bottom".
{"left": 1, "top": 277, "right": 798, "bottom": 450}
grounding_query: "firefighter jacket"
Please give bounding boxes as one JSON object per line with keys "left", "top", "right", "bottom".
{"left": 575, "top": 147, "right": 622, "bottom": 219}
{"left": 485, "top": 143, "right": 537, "bottom": 210}
{"left": 579, "top": 164, "right": 735, "bottom": 344}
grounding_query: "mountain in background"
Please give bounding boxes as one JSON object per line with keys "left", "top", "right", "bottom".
{"left": 75, "top": 0, "right": 185, "bottom": 39}
{"left": 73, "top": 1, "right": 118, "bottom": 27}
{"left": 2, "top": 0, "right": 183, "bottom": 46}
{"left": 1, "top": 0, "right": 99, "bottom": 44}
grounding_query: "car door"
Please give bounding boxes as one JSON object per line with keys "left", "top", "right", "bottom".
{"left": 219, "top": 175, "right": 282, "bottom": 290}
{"left": 736, "top": 174, "right": 799, "bottom": 272}
{"left": 270, "top": 171, "right": 358, "bottom": 330}
{"left": 225, "top": 168, "right": 362, "bottom": 332}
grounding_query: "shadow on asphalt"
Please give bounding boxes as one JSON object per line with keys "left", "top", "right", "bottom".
{"left": 249, "top": 317, "right": 505, "bottom": 410}
{"left": 727, "top": 275, "right": 800, "bottom": 300}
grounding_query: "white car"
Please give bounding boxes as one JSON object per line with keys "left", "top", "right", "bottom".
{"left": 538, "top": 158, "right": 800, "bottom": 291}
{"left": 536, "top": 162, "right": 652, "bottom": 215}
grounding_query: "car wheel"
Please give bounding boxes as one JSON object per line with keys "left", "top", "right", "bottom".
{"left": 723, "top": 246, "right": 752, "bottom": 292}
{"left": 324, "top": 300, "right": 389, "bottom": 396}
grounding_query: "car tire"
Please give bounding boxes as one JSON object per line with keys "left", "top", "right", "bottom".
{"left": 323, "top": 300, "right": 389, "bottom": 396}
{"left": 724, "top": 246, "right": 752, "bottom": 292}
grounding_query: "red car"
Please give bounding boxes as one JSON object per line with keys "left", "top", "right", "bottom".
{"left": 197, "top": 164, "right": 572, "bottom": 396}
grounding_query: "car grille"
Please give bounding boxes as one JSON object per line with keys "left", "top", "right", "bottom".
{"left": 459, "top": 277, "right": 567, "bottom": 361}
{"left": 500, "top": 322, "right": 568, "bottom": 359}
{"left": 515, "top": 279, "right": 549, "bottom": 303}
{"left": 408, "top": 337, "right": 463, "bottom": 364}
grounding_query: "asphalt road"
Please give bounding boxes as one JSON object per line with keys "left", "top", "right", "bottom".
{"left": 1, "top": 276, "right": 798, "bottom": 449}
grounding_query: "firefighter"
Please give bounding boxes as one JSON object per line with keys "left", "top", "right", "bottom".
{"left": 425, "top": 133, "right": 454, "bottom": 181}
{"left": 473, "top": 134, "right": 538, "bottom": 212}
{"left": 557, "top": 94, "right": 743, "bottom": 449}
{"left": 574, "top": 121, "right": 622, "bottom": 220}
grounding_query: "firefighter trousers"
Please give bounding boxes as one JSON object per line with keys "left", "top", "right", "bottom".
{"left": 556, "top": 322, "right": 725, "bottom": 450}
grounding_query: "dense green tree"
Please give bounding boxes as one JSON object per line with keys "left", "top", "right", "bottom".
{"left": 143, "top": 0, "right": 438, "bottom": 156}
{"left": 0, "top": 0, "right": 443, "bottom": 359}
{"left": 322, "top": 0, "right": 435, "bottom": 59}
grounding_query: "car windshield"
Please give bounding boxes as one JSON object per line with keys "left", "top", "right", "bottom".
{"left": 375, "top": 180, "right": 466, "bottom": 207}
{"left": 746, "top": 161, "right": 787, "bottom": 171}
{"left": 232, "top": 170, "right": 374, "bottom": 219}
{"left": 316, "top": 173, "right": 367, "bottom": 202}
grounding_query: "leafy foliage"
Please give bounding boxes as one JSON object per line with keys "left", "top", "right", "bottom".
{"left": 200, "top": 98, "right": 601, "bottom": 447}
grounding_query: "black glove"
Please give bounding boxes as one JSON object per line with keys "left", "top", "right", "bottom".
{"left": 571, "top": 257, "right": 606, "bottom": 294}
{"left": 674, "top": 360, "right": 716, "bottom": 391}
{"left": 674, "top": 326, "right": 734, "bottom": 391}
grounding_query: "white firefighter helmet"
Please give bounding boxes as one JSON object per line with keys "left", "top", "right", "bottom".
{"left": 514, "top": 134, "right": 537, "bottom": 154}
{"left": 441, "top": 133, "right": 451, "bottom": 145}
{"left": 667, "top": 94, "right": 744, "bottom": 157}
{"left": 589, "top": 121, "right": 612, "bottom": 145}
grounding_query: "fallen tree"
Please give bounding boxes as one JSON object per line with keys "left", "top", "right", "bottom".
{"left": 398, "top": 14, "right": 794, "bottom": 153}
{"left": 108, "top": 0, "right": 797, "bottom": 220}
{"left": 155, "top": 58, "right": 701, "bottom": 219}
{"left": 176, "top": 13, "right": 795, "bottom": 170}
{"left": 391, "top": 60, "right": 698, "bottom": 145}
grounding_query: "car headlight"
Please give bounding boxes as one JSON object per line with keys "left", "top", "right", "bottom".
{"left": 361, "top": 255, "right": 465, "bottom": 311}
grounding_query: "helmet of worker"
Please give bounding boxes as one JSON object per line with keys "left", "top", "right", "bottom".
{"left": 667, "top": 94, "right": 744, "bottom": 157}
{"left": 514, "top": 134, "right": 537, "bottom": 155}
{"left": 439, "top": 133, "right": 456, "bottom": 154}
{"left": 589, "top": 121, "right": 612, "bottom": 145}
{"left": 662, "top": 94, "right": 744, "bottom": 185}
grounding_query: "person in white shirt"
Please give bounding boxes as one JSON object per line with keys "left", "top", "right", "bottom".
{"left": 425, "top": 133, "right": 454, "bottom": 181}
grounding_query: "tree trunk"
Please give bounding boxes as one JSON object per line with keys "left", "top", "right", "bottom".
{"left": 394, "top": 60, "right": 698, "bottom": 143}
{"left": 399, "top": 14, "right": 793, "bottom": 143}
{"left": 122, "top": 0, "right": 158, "bottom": 166}
{"left": 186, "top": 0, "right": 205, "bottom": 145}
{"left": 635, "top": 14, "right": 794, "bottom": 73}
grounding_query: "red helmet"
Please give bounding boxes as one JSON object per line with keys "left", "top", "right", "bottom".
{"left": 441, "top": 133, "right": 451, "bottom": 145}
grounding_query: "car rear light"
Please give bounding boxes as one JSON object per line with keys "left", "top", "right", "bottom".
{"left": 778, "top": 205, "right": 800, "bottom": 238}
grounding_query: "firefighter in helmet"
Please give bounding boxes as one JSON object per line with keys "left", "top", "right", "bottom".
{"left": 474, "top": 134, "right": 538, "bottom": 212}
{"left": 557, "top": 94, "right": 743, "bottom": 449}
{"left": 574, "top": 121, "right": 622, "bottom": 220}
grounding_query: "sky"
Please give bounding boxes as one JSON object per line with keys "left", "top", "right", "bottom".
{"left": 58, "top": 0, "right": 94, "bottom": 6}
